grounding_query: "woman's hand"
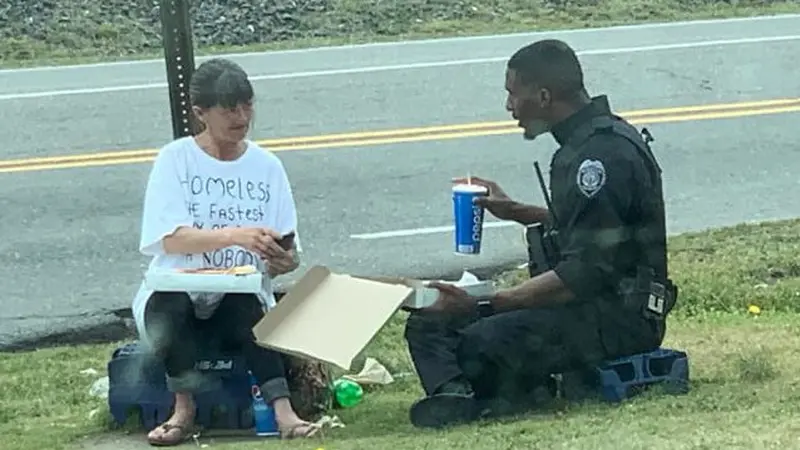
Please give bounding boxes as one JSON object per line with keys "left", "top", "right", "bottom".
{"left": 228, "top": 227, "right": 282, "bottom": 259}
{"left": 228, "top": 227, "right": 298, "bottom": 276}
{"left": 266, "top": 248, "right": 298, "bottom": 277}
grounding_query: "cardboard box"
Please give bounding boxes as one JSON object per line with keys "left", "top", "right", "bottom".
{"left": 413, "top": 270, "right": 496, "bottom": 309}
{"left": 363, "top": 270, "right": 496, "bottom": 310}
{"left": 252, "top": 265, "right": 414, "bottom": 371}
{"left": 251, "top": 267, "right": 496, "bottom": 371}
{"left": 144, "top": 266, "right": 263, "bottom": 293}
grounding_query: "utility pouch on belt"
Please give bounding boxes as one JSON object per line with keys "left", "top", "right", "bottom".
{"left": 618, "top": 266, "right": 677, "bottom": 321}
{"left": 525, "top": 223, "right": 560, "bottom": 278}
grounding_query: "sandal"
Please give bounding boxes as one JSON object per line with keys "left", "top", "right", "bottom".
{"left": 279, "top": 421, "right": 322, "bottom": 440}
{"left": 147, "top": 423, "right": 195, "bottom": 447}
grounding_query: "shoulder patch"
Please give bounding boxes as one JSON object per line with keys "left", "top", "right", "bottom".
{"left": 576, "top": 159, "right": 606, "bottom": 198}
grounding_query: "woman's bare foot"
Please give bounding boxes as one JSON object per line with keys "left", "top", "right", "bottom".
{"left": 272, "top": 397, "right": 321, "bottom": 439}
{"left": 147, "top": 392, "right": 197, "bottom": 446}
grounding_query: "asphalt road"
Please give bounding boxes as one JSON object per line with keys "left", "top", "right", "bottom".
{"left": 1, "top": 14, "right": 799, "bottom": 349}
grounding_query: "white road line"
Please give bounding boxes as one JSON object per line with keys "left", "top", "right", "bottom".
{"left": 0, "top": 13, "right": 796, "bottom": 74}
{"left": 350, "top": 221, "right": 518, "bottom": 240}
{"left": 2, "top": 34, "right": 798, "bottom": 101}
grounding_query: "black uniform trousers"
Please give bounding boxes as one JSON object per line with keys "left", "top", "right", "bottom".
{"left": 143, "top": 291, "right": 291, "bottom": 403}
{"left": 404, "top": 303, "right": 611, "bottom": 403}
{"left": 405, "top": 297, "right": 666, "bottom": 408}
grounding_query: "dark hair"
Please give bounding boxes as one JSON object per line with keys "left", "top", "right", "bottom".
{"left": 189, "top": 58, "right": 254, "bottom": 109}
{"left": 507, "top": 39, "right": 585, "bottom": 101}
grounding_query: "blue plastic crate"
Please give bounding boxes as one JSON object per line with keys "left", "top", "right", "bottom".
{"left": 559, "top": 347, "right": 690, "bottom": 403}
{"left": 107, "top": 341, "right": 260, "bottom": 430}
{"left": 596, "top": 347, "right": 690, "bottom": 402}
{"left": 107, "top": 342, "right": 167, "bottom": 388}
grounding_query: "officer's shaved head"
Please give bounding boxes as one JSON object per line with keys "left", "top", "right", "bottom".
{"left": 506, "top": 39, "right": 585, "bottom": 102}
{"left": 504, "top": 39, "right": 590, "bottom": 140}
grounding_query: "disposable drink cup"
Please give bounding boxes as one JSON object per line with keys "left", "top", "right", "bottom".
{"left": 452, "top": 183, "right": 489, "bottom": 255}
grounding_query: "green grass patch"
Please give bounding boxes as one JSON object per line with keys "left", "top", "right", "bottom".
{"left": 3, "top": 218, "right": 800, "bottom": 450}
{"left": 496, "top": 218, "right": 800, "bottom": 317}
{"left": 2, "top": 0, "right": 800, "bottom": 68}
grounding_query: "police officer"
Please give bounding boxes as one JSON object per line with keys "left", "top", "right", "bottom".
{"left": 403, "top": 38, "right": 676, "bottom": 429}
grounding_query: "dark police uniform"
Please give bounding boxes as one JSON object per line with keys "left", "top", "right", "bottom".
{"left": 403, "top": 95, "right": 676, "bottom": 427}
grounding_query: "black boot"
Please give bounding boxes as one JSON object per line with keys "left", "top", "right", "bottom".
{"left": 409, "top": 378, "right": 482, "bottom": 429}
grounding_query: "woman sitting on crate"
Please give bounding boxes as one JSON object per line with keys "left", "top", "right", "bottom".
{"left": 130, "top": 58, "right": 326, "bottom": 446}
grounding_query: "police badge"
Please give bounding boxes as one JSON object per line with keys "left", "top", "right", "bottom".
{"left": 576, "top": 159, "right": 606, "bottom": 198}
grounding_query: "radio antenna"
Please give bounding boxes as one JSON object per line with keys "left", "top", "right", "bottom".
{"left": 534, "top": 161, "right": 557, "bottom": 224}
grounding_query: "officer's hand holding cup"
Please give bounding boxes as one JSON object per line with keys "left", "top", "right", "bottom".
{"left": 451, "top": 176, "right": 516, "bottom": 221}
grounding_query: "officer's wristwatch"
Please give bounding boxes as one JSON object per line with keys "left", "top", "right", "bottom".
{"left": 474, "top": 295, "right": 496, "bottom": 318}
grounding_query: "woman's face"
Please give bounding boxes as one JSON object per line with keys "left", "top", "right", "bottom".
{"left": 195, "top": 100, "right": 253, "bottom": 143}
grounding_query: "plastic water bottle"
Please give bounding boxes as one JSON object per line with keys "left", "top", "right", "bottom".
{"left": 248, "top": 371, "right": 279, "bottom": 437}
{"left": 332, "top": 378, "right": 363, "bottom": 408}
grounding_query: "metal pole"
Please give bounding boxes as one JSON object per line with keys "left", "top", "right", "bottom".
{"left": 159, "top": 0, "right": 196, "bottom": 139}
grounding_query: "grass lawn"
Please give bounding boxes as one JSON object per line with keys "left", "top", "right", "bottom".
{"left": 3, "top": 0, "right": 800, "bottom": 68}
{"left": 4, "top": 2, "right": 798, "bottom": 448}
{"left": 2, "top": 217, "right": 800, "bottom": 450}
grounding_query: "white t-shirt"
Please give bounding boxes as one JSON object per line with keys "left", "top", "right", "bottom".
{"left": 131, "top": 137, "right": 301, "bottom": 347}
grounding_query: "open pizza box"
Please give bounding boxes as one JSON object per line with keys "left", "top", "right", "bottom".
{"left": 251, "top": 265, "right": 495, "bottom": 371}
{"left": 143, "top": 265, "right": 263, "bottom": 293}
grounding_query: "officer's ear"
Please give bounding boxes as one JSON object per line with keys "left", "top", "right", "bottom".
{"left": 537, "top": 87, "right": 552, "bottom": 109}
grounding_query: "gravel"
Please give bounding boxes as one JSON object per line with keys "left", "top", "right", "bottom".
{"left": 0, "top": 0, "right": 489, "bottom": 62}
{"left": 0, "top": 1, "right": 789, "bottom": 64}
